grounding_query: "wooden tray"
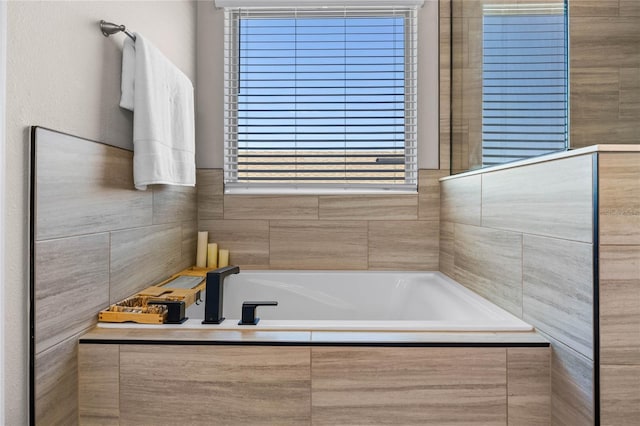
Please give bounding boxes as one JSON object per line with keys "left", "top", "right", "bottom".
{"left": 99, "top": 266, "right": 212, "bottom": 324}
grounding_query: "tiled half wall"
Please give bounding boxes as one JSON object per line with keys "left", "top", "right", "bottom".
{"left": 440, "top": 153, "right": 596, "bottom": 425}
{"left": 31, "top": 127, "right": 198, "bottom": 425}
{"left": 440, "top": 150, "right": 640, "bottom": 425}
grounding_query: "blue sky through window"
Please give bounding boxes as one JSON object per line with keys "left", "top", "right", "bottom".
{"left": 237, "top": 16, "right": 406, "bottom": 152}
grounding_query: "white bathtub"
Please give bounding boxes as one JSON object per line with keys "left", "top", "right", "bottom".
{"left": 171, "top": 270, "right": 531, "bottom": 332}
{"left": 98, "top": 271, "right": 532, "bottom": 332}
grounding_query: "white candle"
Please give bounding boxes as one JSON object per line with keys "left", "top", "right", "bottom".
{"left": 218, "top": 249, "right": 229, "bottom": 268}
{"left": 196, "top": 231, "right": 208, "bottom": 268}
{"left": 207, "top": 243, "right": 218, "bottom": 269}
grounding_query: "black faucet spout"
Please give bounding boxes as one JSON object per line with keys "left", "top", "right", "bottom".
{"left": 202, "top": 265, "right": 240, "bottom": 324}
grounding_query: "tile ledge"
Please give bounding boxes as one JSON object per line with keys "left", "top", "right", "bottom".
{"left": 441, "top": 144, "right": 640, "bottom": 181}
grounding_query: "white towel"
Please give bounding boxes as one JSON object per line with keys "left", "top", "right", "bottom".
{"left": 120, "top": 34, "right": 195, "bottom": 190}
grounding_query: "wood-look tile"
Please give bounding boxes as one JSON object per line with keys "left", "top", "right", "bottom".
{"left": 35, "top": 233, "right": 109, "bottom": 354}
{"left": 119, "top": 345, "right": 311, "bottom": 425}
{"left": 569, "top": 0, "right": 619, "bottom": 17}
{"left": 601, "top": 365, "right": 640, "bottom": 426}
{"left": 453, "top": 224, "right": 523, "bottom": 317}
{"left": 198, "top": 219, "right": 270, "bottom": 268}
{"left": 270, "top": 220, "right": 368, "bottom": 269}
{"left": 523, "top": 235, "right": 593, "bottom": 359}
{"left": 225, "top": 195, "right": 318, "bottom": 220}
{"left": 571, "top": 118, "right": 640, "bottom": 147}
{"left": 571, "top": 17, "right": 640, "bottom": 69}
{"left": 35, "top": 127, "right": 152, "bottom": 241}
{"left": 439, "top": 220, "right": 455, "bottom": 277}
{"left": 196, "top": 168, "right": 223, "bottom": 220}
{"left": 482, "top": 154, "right": 593, "bottom": 243}
{"left": 180, "top": 220, "right": 197, "bottom": 270}
{"left": 599, "top": 153, "right": 640, "bottom": 245}
{"left": 311, "top": 347, "right": 507, "bottom": 425}
{"left": 600, "top": 244, "right": 640, "bottom": 365}
{"left": 368, "top": 220, "right": 439, "bottom": 270}
{"left": 547, "top": 334, "right": 594, "bottom": 426}
{"left": 440, "top": 174, "right": 481, "bottom": 225}
{"left": 152, "top": 184, "right": 196, "bottom": 224}
{"left": 618, "top": 68, "right": 640, "bottom": 120}
{"left": 620, "top": 0, "right": 640, "bottom": 16}
{"left": 78, "top": 344, "right": 119, "bottom": 425}
{"left": 570, "top": 68, "right": 620, "bottom": 120}
{"left": 319, "top": 195, "right": 417, "bottom": 221}
{"left": 419, "top": 170, "right": 449, "bottom": 221}
{"left": 507, "top": 347, "right": 551, "bottom": 426}
{"left": 35, "top": 337, "right": 78, "bottom": 426}
{"left": 110, "top": 224, "right": 182, "bottom": 304}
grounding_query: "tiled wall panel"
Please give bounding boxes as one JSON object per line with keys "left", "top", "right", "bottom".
{"left": 599, "top": 154, "right": 640, "bottom": 245}
{"left": 507, "top": 347, "right": 551, "bottom": 425}
{"left": 312, "top": 347, "right": 508, "bottom": 425}
{"left": 368, "top": 220, "right": 439, "bottom": 270}
{"left": 481, "top": 155, "right": 593, "bottom": 243}
{"left": 109, "top": 224, "right": 183, "bottom": 304}
{"left": 198, "top": 219, "right": 270, "bottom": 268}
{"left": 453, "top": 224, "right": 523, "bottom": 317}
{"left": 197, "top": 168, "right": 443, "bottom": 271}
{"left": 35, "top": 128, "right": 152, "bottom": 240}
{"left": 601, "top": 365, "right": 640, "bottom": 426}
{"left": 523, "top": 235, "right": 593, "bottom": 359}
{"left": 78, "top": 344, "right": 120, "bottom": 424}
{"left": 599, "top": 245, "right": 640, "bottom": 365}
{"left": 35, "top": 337, "right": 78, "bottom": 426}
{"left": 34, "top": 233, "right": 109, "bottom": 354}
{"left": 32, "top": 128, "right": 198, "bottom": 425}
{"left": 548, "top": 335, "right": 594, "bottom": 426}
{"left": 119, "top": 345, "right": 312, "bottom": 425}
{"left": 270, "top": 220, "right": 368, "bottom": 270}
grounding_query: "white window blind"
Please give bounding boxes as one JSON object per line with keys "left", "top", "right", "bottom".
{"left": 224, "top": 7, "right": 418, "bottom": 192}
{"left": 482, "top": 3, "right": 568, "bottom": 167}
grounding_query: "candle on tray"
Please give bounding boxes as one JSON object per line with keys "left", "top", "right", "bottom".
{"left": 218, "top": 249, "right": 229, "bottom": 268}
{"left": 196, "top": 231, "right": 208, "bottom": 268}
{"left": 207, "top": 243, "right": 218, "bottom": 269}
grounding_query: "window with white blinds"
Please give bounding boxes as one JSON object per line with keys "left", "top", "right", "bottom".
{"left": 481, "top": 3, "right": 568, "bottom": 167}
{"left": 224, "top": 7, "right": 418, "bottom": 192}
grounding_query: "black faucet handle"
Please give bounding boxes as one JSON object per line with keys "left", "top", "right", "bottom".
{"left": 238, "top": 301, "right": 278, "bottom": 325}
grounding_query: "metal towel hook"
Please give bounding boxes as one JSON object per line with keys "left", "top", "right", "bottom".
{"left": 100, "top": 20, "right": 136, "bottom": 42}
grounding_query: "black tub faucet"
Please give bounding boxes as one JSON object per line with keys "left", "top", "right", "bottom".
{"left": 202, "top": 265, "right": 240, "bottom": 324}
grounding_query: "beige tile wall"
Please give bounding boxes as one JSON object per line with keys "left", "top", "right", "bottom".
{"left": 598, "top": 153, "right": 640, "bottom": 425}
{"left": 80, "top": 343, "right": 550, "bottom": 425}
{"left": 440, "top": 150, "right": 640, "bottom": 424}
{"left": 440, "top": 152, "right": 597, "bottom": 424}
{"left": 570, "top": 2, "right": 640, "bottom": 148}
{"left": 32, "top": 128, "right": 197, "bottom": 425}
{"left": 197, "top": 169, "right": 448, "bottom": 271}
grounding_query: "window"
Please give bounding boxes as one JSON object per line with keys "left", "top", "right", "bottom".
{"left": 481, "top": 3, "right": 568, "bottom": 167}
{"left": 224, "top": 7, "right": 418, "bottom": 192}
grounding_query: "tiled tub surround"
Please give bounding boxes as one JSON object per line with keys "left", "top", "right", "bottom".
{"left": 440, "top": 145, "right": 640, "bottom": 425}
{"left": 78, "top": 331, "right": 550, "bottom": 425}
{"left": 31, "top": 128, "right": 198, "bottom": 425}
{"left": 197, "top": 169, "right": 449, "bottom": 270}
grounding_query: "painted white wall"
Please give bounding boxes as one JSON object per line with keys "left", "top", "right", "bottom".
{"left": 0, "top": 1, "right": 6, "bottom": 424}
{"left": 4, "top": 2, "right": 196, "bottom": 423}
{"left": 195, "top": 2, "right": 440, "bottom": 169}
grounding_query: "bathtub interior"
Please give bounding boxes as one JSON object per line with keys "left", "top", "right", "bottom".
{"left": 171, "top": 271, "right": 534, "bottom": 331}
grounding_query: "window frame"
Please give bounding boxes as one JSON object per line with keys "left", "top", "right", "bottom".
{"left": 223, "top": 6, "right": 419, "bottom": 194}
